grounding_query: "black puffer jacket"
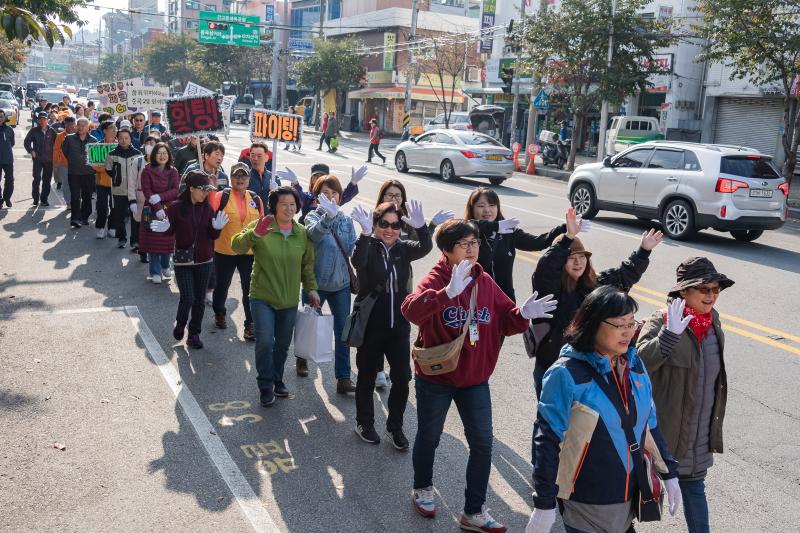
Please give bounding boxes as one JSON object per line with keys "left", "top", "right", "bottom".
{"left": 531, "top": 236, "right": 651, "bottom": 370}
{"left": 474, "top": 220, "right": 565, "bottom": 302}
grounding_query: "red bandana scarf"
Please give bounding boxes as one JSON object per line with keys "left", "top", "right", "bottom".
{"left": 684, "top": 306, "right": 713, "bottom": 341}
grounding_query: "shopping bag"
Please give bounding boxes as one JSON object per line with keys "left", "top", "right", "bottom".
{"left": 294, "top": 305, "right": 334, "bottom": 363}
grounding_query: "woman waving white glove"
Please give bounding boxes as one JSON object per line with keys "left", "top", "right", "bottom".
{"left": 445, "top": 260, "right": 473, "bottom": 298}
{"left": 317, "top": 193, "right": 339, "bottom": 218}
{"left": 350, "top": 164, "right": 368, "bottom": 184}
{"left": 401, "top": 199, "right": 425, "bottom": 229}
{"left": 431, "top": 209, "right": 455, "bottom": 226}
{"left": 351, "top": 205, "right": 373, "bottom": 236}
{"left": 520, "top": 291, "right": 558, "bottom": 320}
{"left": 666, "top": 297, "right": 693, "bottom": 335}
{"left": 211, "top": 211, "right": 229, "bottom": 230}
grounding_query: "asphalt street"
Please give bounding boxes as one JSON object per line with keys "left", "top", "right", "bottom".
{"left": 2, "top": 118, "right": 799, "bottom": 533}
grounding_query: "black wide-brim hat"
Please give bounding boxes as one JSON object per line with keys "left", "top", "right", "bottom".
{"left": 668, "top": 256, "right": 734, "bottom": 297}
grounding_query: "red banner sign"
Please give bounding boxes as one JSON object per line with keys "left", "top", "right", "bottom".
{"left": 165, "top": 95, "right": 224, "bottom": 136}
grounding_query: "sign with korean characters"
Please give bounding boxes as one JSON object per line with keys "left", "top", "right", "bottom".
{"left": 383, "top": 33, "right": 396, "bottom": 71}
{"left": 250, "top": 109, "right": 303, "bottom": 143}
{"left": 183, "top": 81, "right": 213, "bottom": 97}
{"left": 165, "top": 95, "right": 224, "bottom": 136}
{"left": 96, "top": 78, "right": 144, "bottom": 115}
{"left": 479, "top": 0, "right": 496, "bottom": 53}
{"left": 86, "top": 143, "right": 117, "bottom": 165}
{"left": 129, "top": 86, "right": 170, "bottom": 109}
{"left": 198, "top": 11, "right": 260, "bottom": 48}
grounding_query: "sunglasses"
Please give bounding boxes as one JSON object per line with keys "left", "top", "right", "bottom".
{"left": 691, "top": 285, "right": 721, "bottom": 295}
{"left": 377, "top": 219, "right": 402, "bottom": 230}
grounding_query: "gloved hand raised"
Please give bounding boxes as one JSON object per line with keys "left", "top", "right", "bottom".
{"left": 351, "top": 205, "right": 373, "bottom": 236}
{"left": 350, "top": 165, "right": 368, "bottom": 184}
{"left": 520, "top": 291, "right": 558, "bottom": 320}
{"left": 401, "top": 199, "right": 425, "bottom": 229}
{"left": 431, "top": 209, "right": 455, "bottom": 226}
{"left": 498, "top": 217, "right": 520, "bottom": 234}
{"left": 150, "top": 219, "right": 170, "bottom": 233}
{"left": 666, "top": 297, "right": 693, "bottom": 335}
{"left": 275, "top": 167, "right": 299, "bottom": 183}
{"left": 211, "top": 211, "right": 229, "bottom": 230}
{"left": 445, "top": 259, "right": 473, "bottom": 299}
{"left": 525, "top": 508, "right": 556, "bottom": 533}
{"left": 317, "top": 193, "right": 339, "bottom": 218}
{"left": 253, "top": 215, "right": 274, "bottom": 237}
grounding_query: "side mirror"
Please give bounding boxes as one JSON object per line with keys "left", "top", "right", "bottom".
{"left": 603, "top": 155, "right": 612, "bottom": 167}
{"left": 410, "top": 136, "right": 417, "bottom": 143}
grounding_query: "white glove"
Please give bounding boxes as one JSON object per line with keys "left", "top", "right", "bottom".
{"left": 269, "top": 175, "right": 280, "bottom": 190}
{"left": 665, "top": 477, "right": 682, "bottom": 516}
{"left": 155, "top": 209, "right": 166, "bottom": 220}
{"left": 275, "top": 167, "right": 299, "bottom": 183}
{"left": 520, "top": 291, "right": 558, "bottom": 320}
{"left": 150, "top": 219, "right": 170, "bottom": 233}
{"left": 130, "top": 202, "right": 138, "bottom": 214}
{"left": 211, "top": 211, "right": 229, "bottom": 230}
{"left": 445, "top": 259, "right": 472, "bottom": 299}
{"left": 525, "top": 508, "right": 556, "bottom": 533}
{"left": 401, "top": 199, "right": 425, "bottom": 229}
{"left": 351, "top": 205, "right": 373, "bottom": 236}
{"left": 317, "top": 193, "right": 339, "bottom": 218}
{"left": 148, "top": 194, "right": 161, "bottom": 205}
{"left": 666, "top": 297, "right": 693, "bottom": 336}
{"left": 576, "top": 216, "right": 591, "bottom": 233}
{"left": 350, "top": 164, "right": 368, "bottom": 184}
{"left": 431, "top": 209, "right": 455, "bottom": 226}
{"left": 498, "top": 217, "right": 520, "bottom": 234}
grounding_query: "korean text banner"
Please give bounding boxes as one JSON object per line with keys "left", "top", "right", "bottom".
{"left": 129, "top": 86, "right": 170, "bottom": 109}
{"left": 96, "top": 78, "right": 144, "bottom": 115}
{"left": 166, "top": 95, "right": 224, "bottom": 136}
{"left": 86, "top": 143, "right": 118, "bottom": 165}
{"left": 250, "top": 109, "right": 303, "bottom": 143}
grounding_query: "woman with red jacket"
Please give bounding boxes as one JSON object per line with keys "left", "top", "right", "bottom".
{"left": 139, "top": 142, "right": 180, "bottom": 284}
{"left": 401, "top": 219, "right": 557, "bottom": 533}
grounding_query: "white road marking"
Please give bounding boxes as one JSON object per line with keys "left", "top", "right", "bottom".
{"left": 124, "top": 305, "right": 280, "bottom": 533}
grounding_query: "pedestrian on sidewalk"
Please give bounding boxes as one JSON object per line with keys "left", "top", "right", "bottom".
{"left": 637, "top": 257, "right": 734, "bottom": 533}
{"left": 317, "top": 113, "right": 329, "bottom": 151}
{"left": 52, "top": 116, "right": 75, "bottom": 208}
{"left": 366, "top": 118, "right": 386, "bottom": 164}
{"left": 106, "top": 129, "right": 144, "bottom": 248}
{"left": 208, "top": 162, "right": 264, "bottom": 341}
{"left": 150, "top": 171, "right": 225, "bottom": 350}
{"left": 325, "top": 111, "right": 339, "bottom": 153}
{"left": 526, "top": 286, "right": 681, "bottom": 533}
{"left": 0, "top": 112, "right": 14, "bottom": 208}
{"left": 302, "top": 175, "right": 358, "bottom": 394}
{"left": 23, "top": 112, "right": 57, "bottom": 206}
{"left": 139, "top": 142, "right": 180, "bottom": 284}
{"left": 402, "top": 219, "right": 557, "bottom": 533}
{"left": 231, "top": 186, "right": 320, "bottom": 407}
{"left": 61, "top": 117, "right": 97, "bottom": 228}
{"left": 92, "top": 120, "right": 117, "bottom": 238}
{"left": 349, "top": 200, "right": 432, "bottom": 448}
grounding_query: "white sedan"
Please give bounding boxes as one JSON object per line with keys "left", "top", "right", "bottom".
{"left": 394, "top": 130, "right": 514, "bottom": 185}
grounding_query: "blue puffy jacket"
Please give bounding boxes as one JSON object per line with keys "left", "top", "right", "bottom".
{"left": 532, "top": 344, "right": 678, "bottom": 510}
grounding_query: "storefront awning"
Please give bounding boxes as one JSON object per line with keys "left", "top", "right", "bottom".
{"left": 348, "top": 85, "right": 464, "bottom": 104}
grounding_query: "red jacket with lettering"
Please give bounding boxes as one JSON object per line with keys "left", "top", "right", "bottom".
{"left": 401, "top": 255, "right": 529, "bottom": 387}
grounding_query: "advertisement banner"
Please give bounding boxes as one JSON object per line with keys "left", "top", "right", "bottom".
{"left": 96, "top": 78, "right": 144, "bottom": 115}
{"left": 479, "top": 0, "right": 496, "bottom": 53}
{"left": 250, "top": 109, "right": 303, "bottom": 143}
{"left": 86, "top": 143, "right": 118, "bottom": 165}
{"left": 383, "top": 33, "right": 396, "bottom": 71}
{"left": 166, "top": 95, "right": 224, "bottom": 136}
{"left": 129, "top": 86, "right": 170, "bottom": 109}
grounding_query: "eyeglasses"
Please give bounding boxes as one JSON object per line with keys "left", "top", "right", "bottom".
{"left": 383, "top": 193, "right": 403, "bottom": 200}
{"left": 377, "top": 219, "right": 402, "bottom": 230}
{"left": 455, "top": 239, "right": 479, "bottom": 250}
{"left": 692, "top": 285, "right": 721, "bottom": 295}
{"left": 602, "top": 320, "right": 638, "bottom": 331}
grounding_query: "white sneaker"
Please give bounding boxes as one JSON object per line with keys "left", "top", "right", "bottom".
{"left": 412, "top": 486, "right": 436, "bottom": 518}
{"left": 162, "top": 268, "right": 173, "bottom": 280}
{"left": 151, "top": 274, "right": 162, "bottom": 284}
{"left": 459, "top": 506, "right": 506, "bottom": 533}
{"left": 96, "top": 228, "right": 106, "bottom": 239}
{"left": 108, "top": 229, "right": 116, "bottom": 238}
{"left": 375, "top": 371, "right": 388, "bottom": 389}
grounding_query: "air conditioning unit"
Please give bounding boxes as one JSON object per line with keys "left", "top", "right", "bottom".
{"left": 467, "top": 67, "right": 480, "bottom": 83}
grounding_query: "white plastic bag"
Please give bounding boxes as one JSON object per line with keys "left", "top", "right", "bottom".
{"left": 294, "top": 305, "right": 334, "bottom": 363}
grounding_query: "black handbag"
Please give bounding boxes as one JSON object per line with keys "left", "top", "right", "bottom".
{"left": 341, "top": 283, "right": 383, "bottom": 348}
{"left": 172, "top": 206, "right": 199, "bottom": 266}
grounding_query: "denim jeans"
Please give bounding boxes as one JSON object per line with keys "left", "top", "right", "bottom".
{"left": 317, "top": 286, "right": 352, "bottom": 379}
{"left": 250, "top": 298, "right": 297, "bottom": 391}
{"left": 680, "top": 478, "right": 710, "bottom": 533}
{"left": 148, "top": 253, "right": 171, "bottom": 277}
{"left": 0, "top": 162, "right": 14, "bottom": 202}
{"left": 412, "top": 377, "right": 493, "bottom": 515}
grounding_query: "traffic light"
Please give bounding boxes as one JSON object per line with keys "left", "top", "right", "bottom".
{"left": 207, "top": 21, "right": 229, "bottom": 31}
{"left": 500, "top": 66, "right": 514, "bottom": 94}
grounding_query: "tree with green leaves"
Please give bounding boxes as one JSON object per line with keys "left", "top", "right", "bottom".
{"left": 141, "top": 33, "right": 197, "bottom": 90}
{"left": 1, "top": 0, "right": 84, "bottom": 48}
{"left": 0, "top": 34, "right": 27, "bottom": 76}
{"left": 97, "top": 52, "right": 142, "bottom": 83}
{"left": 295, "top": 38, "right": 366, "bottom": 120}
{"left": 694, "top": 0, "right": 800, "bottom": 181}
{"left": 512, "top": 0, "right": 673, "bottom": 170}
{"left": 188, "top": 43, "right": 272, "bottom": 96}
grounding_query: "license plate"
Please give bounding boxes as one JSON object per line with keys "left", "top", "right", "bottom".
{"left": 749, "top": 189, "right": 773, "bottom": 198}
{"left": 485, "top": 154, "right": 502, "bottom": 161}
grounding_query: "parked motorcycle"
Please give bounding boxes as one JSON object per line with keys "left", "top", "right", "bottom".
{"left": 539, "top": 130, "right": 570, "bottom": 170}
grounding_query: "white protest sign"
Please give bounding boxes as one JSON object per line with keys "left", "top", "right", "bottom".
{"left": 183, "top": 82, "right": 213, "bottom": 97}
{"left": 129, "top": 86, "right": 170, "bottom": 109}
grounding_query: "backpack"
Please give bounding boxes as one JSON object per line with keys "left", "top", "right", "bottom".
{"left": 216, "top": 188, "right": 263, "bottom": 217}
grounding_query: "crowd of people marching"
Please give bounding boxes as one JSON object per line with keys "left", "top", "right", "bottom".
{"left": 0, "top": 102, "right": 732, "bottom": 533}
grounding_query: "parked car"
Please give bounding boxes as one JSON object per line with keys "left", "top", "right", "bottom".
{"left": 567, "top": 140, "right": 789, "bottom": 241}
{"left": 77, "top": 87, "right": 89, "bottom": 98}
{"left": 424, "top": 112, "right": 472, "bottom": 132}
{"left": 0, "top": 98, "right": 19, "bottom": 127}
{"left": 605, "top": 115, "right": 663, "bottom": 155}
{"left": 233, "top": 94, "right": 262, "bottom": 124}
{"left": 394, "top": 129, "right": 514, "bottom": 185}
{"left": 25, "top": 80, "right": 47, "bottom": 98}
{"left": 87, "top": 89, "right": 99, "bottom": 102}
{"left": 0, "top": 90, "right": 15, "bottom": 102}
{"left": 34, "top": 89, "right": 69, "bottom": 105}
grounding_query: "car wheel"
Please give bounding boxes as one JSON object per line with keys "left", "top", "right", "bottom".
{"left": 730, "top": 229, "right": 763, "bottom": 242}
{"left": 660, "top": 199, "right": 696, "bottom": 240}
{"left": 489, "top": 177, "right": 504, "bottom": 186}
{"left": 395, "top": 151, "right": 409, "bottom": 173}
{"left": 440, "top": 160, "right": 456, "bottom": 182}
{"left": 570, "top": 183, "right": 598, "bottom": 219}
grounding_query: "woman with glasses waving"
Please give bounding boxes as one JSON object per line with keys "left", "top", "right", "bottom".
{"left": 403, "top": 219, "right": 557, "bottom": 533}
{"left": 349, "top": 199, "right": 432, "bottom": 449}
{"left": 636, "top": 257, "right": 733, "bottom": 533}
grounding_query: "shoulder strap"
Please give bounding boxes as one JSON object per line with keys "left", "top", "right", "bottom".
{"left": 331, "top": 230, "right": 350, "bottom": 262}
{"left": 217, "top": 188, "right": 232, "bottom": 214}
{"left": 248, "top": 190, "right": 264, "bottom": 216}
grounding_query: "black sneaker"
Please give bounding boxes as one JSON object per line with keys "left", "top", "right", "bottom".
{"left": 355, "top": 424, "right": 381, "bottom": 444}
{"left": 186, "top": 334, "right": 203, "bottom": 349}
{"left": 385, "top": 428, "right": 410, "bottom": 451}
{"left": 296, "top": 357, "right": 309, "bottom": 377}
{"left": 40, "top": 200, "right": 49, "bottom": 206}
{"left": 260, "top": 388, "right": 275, "bottom": 407}
{"left": 81, "top": 219, "right": 90, "bottom": 226}
{"left": 118, "top": 240, "right": 126, "bottom": 249}
{"left": 4, "top": 199, "right": 10, "bottom": 207}
{"left": 173, "top": 321, "right": 186, "bottom": 341}
{"left": 273, "top": 382, "right": 289, "bottom": 397}
{"left": 70, "top": 220, "right": 82, "bottom": 229}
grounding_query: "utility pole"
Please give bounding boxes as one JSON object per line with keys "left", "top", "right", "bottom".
{"left": 596, "top": 0, "right": 616, "bottom": 161}
{"left": 270, "top": 1, "right": 280, "bottom": 108}
{"left": 402, "top": 0, "right": 420, "bottom": 135}
{"left": 523, "top": 0, "right": 547, "bottom": 167}
{"left": 280, "top": 0, "right": 289, "bottom": 110}
{"left": 508, "top": 0, "right": 526, "bottom": 147}
{"left": 313, "top": 0, "right": 326, "bottom": 127}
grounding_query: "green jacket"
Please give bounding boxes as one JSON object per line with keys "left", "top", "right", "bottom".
{"left": 231, "top": 219, "right": 317, "bottom": 310}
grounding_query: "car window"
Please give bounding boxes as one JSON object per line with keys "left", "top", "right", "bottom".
{"left": 614, "top": 148, "right": 652, "bottom": 168}
{"left": 453, "top": 132, "right": 502, "bottom": 146}
{"left": 648, "top": 149, "right": 684, "bottom": 170}
{"left": 0, "top": 99, "right": 14, "bottom": 107}
{"left": 683, "top": 151, "right": 702, "bottom": 171}
{"left": 416, "top": 133, "right": 435, "bottom": 144}
{"left": 434, "top": 133, "right": 456, "bottom": 144}
{"left": 720, "top": 156, "right": 781, "bottom": 179}
{"left": 453, "top": 115, "right": 468, "bottom": 123}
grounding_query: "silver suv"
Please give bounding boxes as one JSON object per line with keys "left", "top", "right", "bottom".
{"left": 567, "top": 141, "right": 789, "bottom": 241}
